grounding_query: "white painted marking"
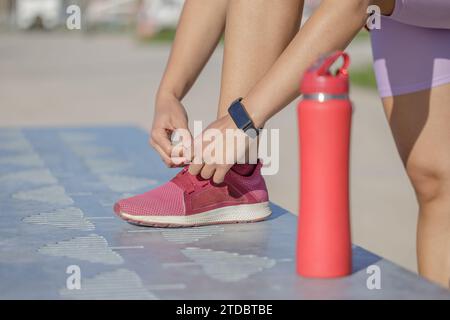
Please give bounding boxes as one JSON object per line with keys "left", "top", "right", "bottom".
{"left": 109, "top": 246, "right": 144, "bottom": 250}
{"left": 99, "top": 174, "right": 157, "bottom": 193}
{"left": 147, "top": 284, "right": 186, "bottom": 290}
{"left": 39, "top": 234, "right": 124, "bottom": 265}
{"left": 181, "top": 248, "right": 276, "bottom": 282}
{"left": 0, "top": 169, "right": 57, "bottom": 185}
{"left": 70, "top": 145, "right": 113, "bottom": 157}
{"left": 59, "top": 132, "right": 96, "bottom": 143}
{"left": 162, "top": 226, "right": 225, "bottom": 244}
{"left": 13, "top": 185, "right": 74, "bottom": 205}
{"left": 84, "top": 158, "right": 131, "bottom": 174}
{"left": 60, "top": 268, "right": 157, "bottom": 300}
{"left": 88, "top": 216, "right": 115, "bottom": 220}
{"left": 162, "top": 262, "right": 199, "bottom": 268}
{"left": 0, "top": 153, "right": 44, "bottom": 167}
{"left": 23, "top": 207, "right": 95, "bottom": 231}
{"left": 68, "top": 192, "right": 93, "bottom": 196}
{"left": 99, "top": 201, "right": 114, "bottom": 207}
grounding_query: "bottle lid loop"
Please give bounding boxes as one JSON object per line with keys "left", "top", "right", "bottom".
{"left": 314, "top": 51, "right": 350, "bottom": 77}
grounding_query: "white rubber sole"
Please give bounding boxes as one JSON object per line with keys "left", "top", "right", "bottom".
{"left": 119, "top": 202, "right": 272, "bottom": 227}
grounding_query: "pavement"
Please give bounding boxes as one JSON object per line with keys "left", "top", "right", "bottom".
{"left": 0, "top": 32, "right": 419, "bottom": 274}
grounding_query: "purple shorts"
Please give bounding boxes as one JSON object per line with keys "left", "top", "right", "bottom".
{"left": 370, "top": 0, "right": 450, "bottom": 97}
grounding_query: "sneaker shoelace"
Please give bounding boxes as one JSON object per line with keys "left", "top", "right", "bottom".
{"left": 173, "top": 166, "right": 209, "bottom": 194}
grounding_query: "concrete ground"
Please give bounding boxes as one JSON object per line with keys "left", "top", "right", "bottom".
{"left": 0, "top": 32, "right": 418, "bottom": 272}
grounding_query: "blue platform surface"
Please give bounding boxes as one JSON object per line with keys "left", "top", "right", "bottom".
{"left": 0, "top": 126, "right": 449, "bottom": 300}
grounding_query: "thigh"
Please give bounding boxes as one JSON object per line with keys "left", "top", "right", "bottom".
{"left": 372, "top": 6, "right": 450, "bottom": 175}
{"left": 382, "top": 83, "right": 450, "bottom": 184}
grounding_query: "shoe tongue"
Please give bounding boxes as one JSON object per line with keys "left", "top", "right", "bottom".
{"left": 231, "top": 164, "right": 257, "bottom": 176}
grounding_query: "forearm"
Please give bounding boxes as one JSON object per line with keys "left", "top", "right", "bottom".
{"left": 243, "top": 0, "right": 371, "bottom": 127}
{"left": 157, "top": 0, "right": 228, "bottom": 101}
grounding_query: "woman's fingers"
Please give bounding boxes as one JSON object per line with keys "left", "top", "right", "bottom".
{"left": 154, "top": 143, "right": 186, "bottom": 167}
{"left": 188, "top": 162, "right": 204, "bottom": 175}
{"left": 150, "top": 129, "right": 172, "bottom": 154}
{"left": 187, "top": 115, "right": 244, "bottom": 179}
{"left": 200, "top": 165, "right": 215, "bottom": 180}
{"left": 212, "top": 167, "right": 229, "bottom": 184}
{"left": 150, "top": 129, "right": 186, "bottom": 167}
{"left": 152, "top": 143, "right": 174, "bottom": 167}
{"left": 190, "top": 163, "right": 231, "bottom": 184}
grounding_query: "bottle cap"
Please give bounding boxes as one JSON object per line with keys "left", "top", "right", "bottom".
{"left": 300, "top": 51, "right": 350, "bottom": 96}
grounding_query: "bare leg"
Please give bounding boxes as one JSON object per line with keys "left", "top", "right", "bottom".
{"left": 217, "top": 0, "right": 304, "bottom": 118}
{"left": 382, "top": 83, "right": 450, "bottom": 287}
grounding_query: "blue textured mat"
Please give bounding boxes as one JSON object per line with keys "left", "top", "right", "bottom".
{"left": 0, "top": 127, "right": 448, "bottom": 299}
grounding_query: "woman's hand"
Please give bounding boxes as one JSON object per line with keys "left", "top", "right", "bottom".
{"left": 188, "top": 114, "right": 257, "bottom": 183}
{"left": 150, "top": 93, "right": 192, "bottom": 167}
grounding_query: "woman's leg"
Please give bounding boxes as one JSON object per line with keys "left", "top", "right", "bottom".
{"left": 217, "top": 0, "right": 304, "bottom": 117}
{"left": 382, "top": 83, "right": 450, "bottom": 287}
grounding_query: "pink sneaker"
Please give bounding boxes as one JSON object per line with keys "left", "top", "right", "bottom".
{"left": 113, "top": 162, "right": 271, "bottom": 227}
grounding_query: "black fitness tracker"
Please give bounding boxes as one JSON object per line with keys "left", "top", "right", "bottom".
{"left": 227, "top": 98, "right": 260, "bottom": 139}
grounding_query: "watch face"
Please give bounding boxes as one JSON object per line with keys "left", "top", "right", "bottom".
{"left": 229, "top": 100, "right": 252, "bottom": 129}
{"left": 228, "top": 99, "right": 259, "bottom": 139}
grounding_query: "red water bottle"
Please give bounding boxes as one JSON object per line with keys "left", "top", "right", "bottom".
{"left": 296, "top": 51, "right": 352, "bottom": 278}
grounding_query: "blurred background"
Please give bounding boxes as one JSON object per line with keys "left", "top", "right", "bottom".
{"left": 0, "top": 1, "right": 418, "bottom": 273}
